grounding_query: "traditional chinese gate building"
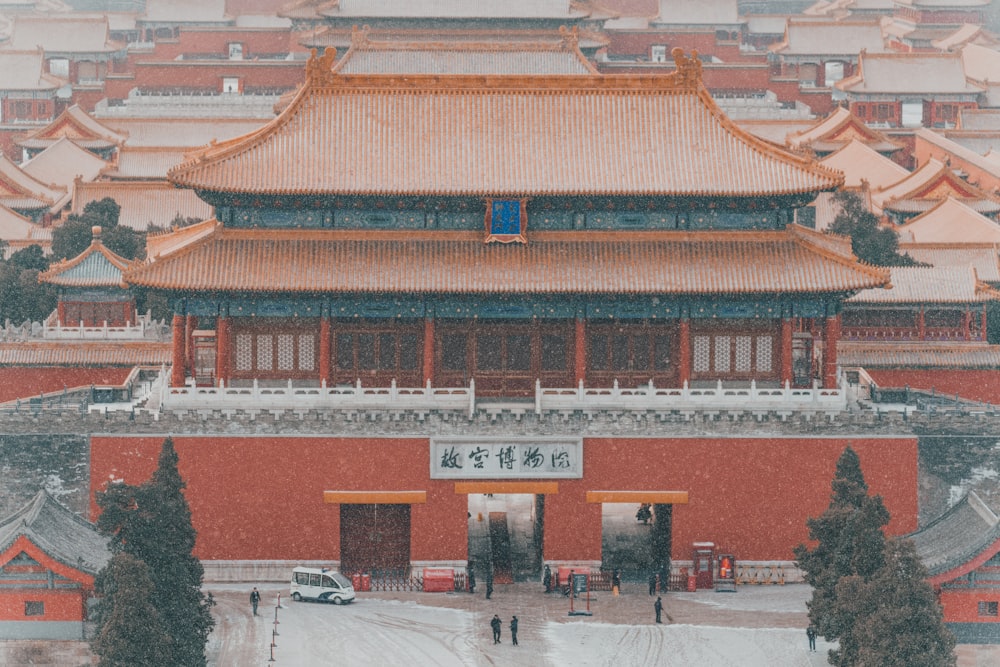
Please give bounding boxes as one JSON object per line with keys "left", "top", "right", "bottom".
{"left": 90, "top": 48, "right": 920, "bottom": 579}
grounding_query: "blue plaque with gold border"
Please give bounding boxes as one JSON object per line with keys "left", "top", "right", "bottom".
{"left": 485, "top": 198, "right": 527, "bottom": 244}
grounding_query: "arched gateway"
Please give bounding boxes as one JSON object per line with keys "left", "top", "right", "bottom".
{"left": 92, "top": 48, "right": 918, "bottom": 581}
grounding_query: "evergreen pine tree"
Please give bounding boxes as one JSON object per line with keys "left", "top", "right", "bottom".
{"left": 91, "top": 553, "right": 171, "bottom": 667}
{"left": 95, "top": 438, "right": 215, "bottom": 667}
{"left": 827, "top": 191, "right": 918, "bottom": 267}
{"left": 794, "top": 446, "right": 890, "bottom": 641}
{"left": 833, "top": 538, "right": 956, "bottom": 667}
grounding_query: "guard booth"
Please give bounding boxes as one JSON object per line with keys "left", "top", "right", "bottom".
{"left": 692, "top": 542, "right": 715, "bottom": 590}
{"left": 715, "top": 554, "right": 736, "bottom": 592}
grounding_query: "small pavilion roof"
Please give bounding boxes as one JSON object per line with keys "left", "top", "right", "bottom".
{"left": 17, "top": 105, "right": 126, "bottom": 152}
{"left": 787, "top": 107, "right": 903, "bottom": 154}
{"left": 897, "top": 197, "right": 1000, "bottom": 244}
{"left": 127, "top": 223, "right": 889, "bottom": 295}
{"left": 0, "top": 154, "right": 67, "bottom": 214}
{"left": 839, "top": 342, "right": 1000, "bottom": 369}
{"left": 169, "top": 49, "right": 843, "bottom": 198}
{"left": 21, "top": 138, "right": 108, "bottom": 193}
{"left": 846, "top": 265, "right": 1000, "bottom": 304}
{"left": 909, "top": 491, "right": 1000, "bottom": 586}
{"left": 71, "top": 181, "right": 213, "bottom": 232}
{"left": 769, "top": 19, "right": 888, "bottom": 58}
{"left": 820, "top": 139, "right": 910, "bottom": 190}
{"left": 330, "top": 25, "right": 599, "bottom": 75}
{"left": 0, "top": 50, "right": 62, "bottom": 92}
{"left": 2, "top": 15, "right": 124, "bottom": 54}
{"left": 898, "top": 242, "right": 1000, "bottom": 282}
{"left": 40, "top": 226, "right": 138, "bottom": 285}
{"left": 0, "top": 490, "right": 110, "bottom": 577}
{"left": 836, "top": 51, "right": 986, "bottom": 96}
{"left": 872, "top": 158, "right": 1000, "bottom": 215}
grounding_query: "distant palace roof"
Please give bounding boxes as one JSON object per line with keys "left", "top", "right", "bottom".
{"left": 909, "top": 490, "right": 1000, "bottom": 586}
{"left": 169, "top": 49, "right": 843, "bottom": 199}
{"left": 126, "top": 223, "right": 888, "bottom": 294}
{"left": 846, "top": 266, "right": 1000, "bottom": 304}
{"left": 836, "top": 52, "right": 985, "bottom": 96}
{"left": 770, "top": 20, "right": 888, "bottom": 58}
{"left": 872, "top": 158, "right": 1000, "bottom": 216}
{"left": 897, "top": 197, "right": 1000, "bottom": 244}
{"left": 17, "top": 105, "right": 126, "bottom": 152}
{"left": 788, "top": 107, "right": 903, "bottom": 154}
{"left": 819, "top": 139, "right": 910, "bottom": 190}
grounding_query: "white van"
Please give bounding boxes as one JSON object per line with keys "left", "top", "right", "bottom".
{"left": 290, "top": 567, "right": 356, "bottom": 604}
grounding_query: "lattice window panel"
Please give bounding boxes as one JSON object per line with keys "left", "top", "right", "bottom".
{"left": 735, "top": 336, "right": 752, "bottom": 372}
{"left": 298, "top": 334, "right": 315, "bottom": 371}
{"left": 235, "top": 334, "right": 253, "bottom": 371}
{"left": 256, "top": 334, "right": 273, "bottom": 370}
{"left": 277, "top": 334, "right": 295, "bottom": 371}
{"left": 756, "top": 335, "right": 773, "bottom": 372}
{"left": 714, "top": 336, "right": 731, "bottom": 373}
{"left": 693, "top": 336, "right": 711, "bottom": 372}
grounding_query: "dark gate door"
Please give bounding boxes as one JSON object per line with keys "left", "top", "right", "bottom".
{"left": 340, "top": 504, "right": 411, "bottom": 574}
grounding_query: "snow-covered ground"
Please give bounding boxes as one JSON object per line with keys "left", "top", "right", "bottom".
{"left": 206, "top": 582, "right": 838, "bottom": 667}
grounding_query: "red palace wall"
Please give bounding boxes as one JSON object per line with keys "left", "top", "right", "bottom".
{"left": 90, "top": 436, "right": 917, "bottom": 564}
{"left": 866, "top": 370, "right": 1000, "bottom": 406}
{"left": 939, "top": 589, "right": 1000, "bottom": 624}
{"left": 0, "top": 368, "right": 133, "bottom": 404}
{"left": 0, "top": 591, "right": 84, "bottom": 622}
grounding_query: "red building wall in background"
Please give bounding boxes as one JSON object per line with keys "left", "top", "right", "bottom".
{"left": 866, "top": 370, "right": 1000, "bottom": 406}
{"left": 90, "top": 435, "right": 917, "bottom": 564}
{"left": 0, "top": 591, "right": 84, "bottom": 622}
{"left": 0, "top": 368, "right": 133, "bottom": 404}
{"left": 939, "top": 589, "right": 1000, "bottom": 624}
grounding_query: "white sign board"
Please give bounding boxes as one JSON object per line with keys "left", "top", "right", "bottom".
{"left": 430, "top": 437, "right": 583, "bottom": 479}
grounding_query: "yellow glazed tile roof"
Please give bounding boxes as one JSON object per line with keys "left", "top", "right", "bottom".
{"left": 169, "top": 49, "right": 843, "bottom": 198}
{"left": 125, "top": 224, "right": 888, "bottom": 294}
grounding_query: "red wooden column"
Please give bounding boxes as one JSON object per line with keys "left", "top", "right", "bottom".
{"left": 678, "top": 318, "right": 691, "bottom": 385}
{"left": 319, "top": 316, "right": 331, "bottom": 385}
{"left": 171, "top": 314, "right": 185, "bottom": 387}
{"left": 962, "top": 310, "right": 972, "bottom": 341}
{"left": 574, "top": 318, "right": 586, "bottom": 385}
{"left": 824, "top": 315, "right": 840, "bottom": 389}
{"left": 185, "top": 314, "right": 197, "bottom": 370}
{"left": 215, "top": 315, "right": 229, "bottom": 387}
{"left": 780, "top": 318, "right": 793, "bottom": 386}
{"left": 423, "top": 317, "right": 435, "bottom": 385}
{"left": 917, "top": 308, "right": 926, "bottom": 341}
{"left": 982, "top": 307, "right": 988, "bottom": 341}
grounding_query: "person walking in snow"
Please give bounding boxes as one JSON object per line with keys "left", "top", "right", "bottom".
{"left": 649, "top": 572, "right": 657, "bottom": 596}
{"left": 543, "top": 565, "right": 552, "bottom": 594}
{"left": 468, "top": 567, "right": 476, "bottom": 594}
{"left": 490, "top": 614, "right": 502, "bottom": 644}
{"left": 250, "top": 587, "right": 261, "bottom": 616}
{"left": 510, "top": 615, "right": 519, "bottom": 646}
{"left": 654, "top": 596, "right": 663, "bottom": 624}
{"left": 807, "top": 625, "right": 817, "bottom": 652}
{"left": 485, "top": 570, "right": 494, "bottom": 600}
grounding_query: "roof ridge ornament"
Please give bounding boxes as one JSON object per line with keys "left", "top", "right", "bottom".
{"left": 558, "top": 25, "right": 579, "bottom": 50}
{"left": 671, "top": 48, "right": 702, "bottom": 88}
{"left": 306, "top": 47, "right": 338, "bottom": 86}
{"left": 351, "top": 24, "right": 371, "bottom": 49}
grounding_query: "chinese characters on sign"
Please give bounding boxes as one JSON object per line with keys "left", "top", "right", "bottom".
{"left": 430, "top": 438, "right": 583, "bottom": 479}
